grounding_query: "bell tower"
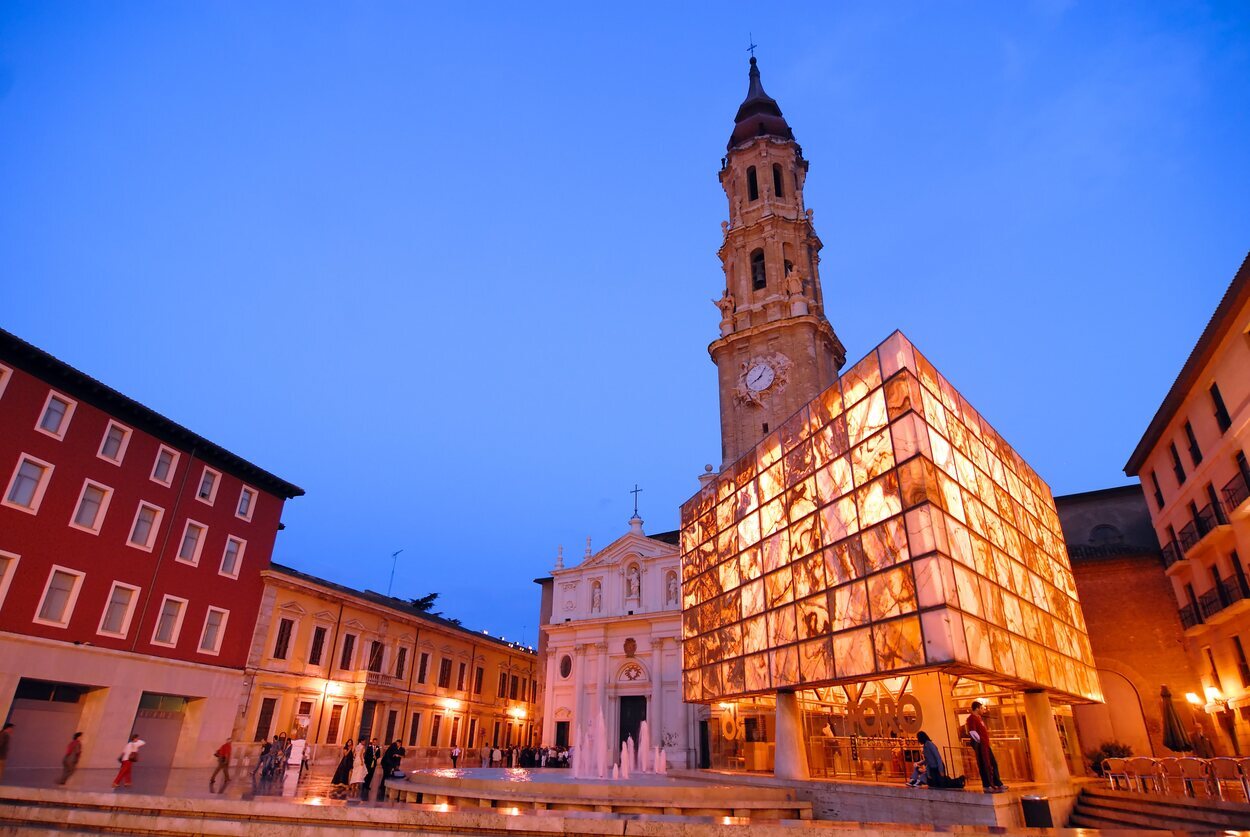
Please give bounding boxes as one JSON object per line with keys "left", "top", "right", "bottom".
{"left": 711, "top": 57, "right": 846, "bottom": 468}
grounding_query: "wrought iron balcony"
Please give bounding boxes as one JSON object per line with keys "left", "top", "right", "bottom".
{"left": 1179, "top": 603, "right": 1203, "bottom": 630}
{"left": 1221, "top": 577, "right": 1249, "bottom": 609}
{"left": 1161, "top": 540, "right": 1185, "bottom": 570}
{"left": 1199, "top": 588, "right": 1224, "bottom": 620}
{"left": 1178, "top": 501, "right": 1227, "bottom": 552}
{"left": 1224, "top": 471, "right": 1250, "bottom": 514}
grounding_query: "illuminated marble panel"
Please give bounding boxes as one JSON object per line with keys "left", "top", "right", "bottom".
{"left": 681, "top": 331, "right": 1101, "bottom": 704}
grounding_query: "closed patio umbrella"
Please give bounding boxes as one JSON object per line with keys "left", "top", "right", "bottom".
{"left": 1161, "top": 686, "right": 1193, "bottom": 753}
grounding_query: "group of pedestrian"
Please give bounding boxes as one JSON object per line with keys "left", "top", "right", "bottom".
{"left": 473, "top": 744, "right": 567, "bottom": 769}
{"left": 902, "top": 701, "right": 1006, "bottom": 793}
{"left": 251, "top": 731, "right": 294, "bottom": 784}
{"left": 330, "top": 738, "right": 406, "bottom": 800}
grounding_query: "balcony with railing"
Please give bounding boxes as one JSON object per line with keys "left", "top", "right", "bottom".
{"left": 365, "top": 670, "right": 401, "bottom": 689}
{"left": 1161, "top": 540, "right": 1187, "bottom": 573}
{"left": 1199, "top": 577, "right": 1250, "bottom": 626}
{"left": 1179, "top": 603, "right": 1203, "bottom": 631}
{"left": 1178, "top": 501, "right": 1228, "bottom": 553}
{"left": 1224, "top": 471, "right": 1250, "bottom": 515}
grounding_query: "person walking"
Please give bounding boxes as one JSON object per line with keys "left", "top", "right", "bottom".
{"left": 57, "top": 732, "right": 83, "bottom": 785}
{"left": 251, "top": 738, "right": 273, "bottom": 782}
{"left": 479, "top": 741, "right": 490, "bottom": 767}
{"left": 965, "top": 701, "right": 1005, "bottom": 793}
{"left": 450, "top": 744, "right": 461, "bottom": 768}
{"left": 0, "top": 723, "right": 13, "bottom": 783}
{"left": 210, "top": 738, "right": 232, "bottom": 792}
{"left": 112, "top": 734, "right": 145, "bottom": 789}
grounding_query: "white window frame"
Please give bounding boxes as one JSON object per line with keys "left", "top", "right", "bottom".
{"left": 96, "top": 581, "right": 141, "bottom": 639}
{"left": 35, "top": 390, "right": 77, "bottom": 440}
{"left": 150, "top": 445, "right": 181, "bottom": 487}
{"left": 198, "top": 606, "right": 229, "bottom": 656}
{"left": 236, "top": 486, "right": 257, "bottom": 522}
{"left": 150, "top": 594, "right": 189, "bottom": 647}
{"left": 33, "top": 565, "right": 86, "bottom": 628}
{"left": 69, "top": 478, "right": 114, "bottom": 535}
{"left": 0, "top": 363, "right": 11, "bottom": 400}
{"left": 196, "top": 466, "right": 221, "bottom": 505}
{"left": 0, "top": 550, "right": 20, "bottom": 609}
{"left": 96, "top": 420, "right": 133, "bottom": 465}
{"left": 126, "top": 502, "right": 165, "bottom": 552}
{"left": 175, "top": 519, "right": 208, "bottom": 566}
{"left": 3, "top": 453, "right": 55, "bottom": 515}
{"left": 218, "top": 535, "right": 246, "bottom": 580}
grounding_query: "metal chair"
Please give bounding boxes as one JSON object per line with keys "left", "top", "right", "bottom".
{"left": 1177, "top": 757, "right": 1215, "bottom": 799}
{"left": 1156, "top": 757, "right": 1186, "bottom": 796}
{"left": 1210, "top": 757, "right": 1249, "bottom": 802}
{"left": 1102, "top": 757, "right": 1130, "bottom": 791}
{"left": 1124, "top": 756, "right": 1163, "bottom": 793}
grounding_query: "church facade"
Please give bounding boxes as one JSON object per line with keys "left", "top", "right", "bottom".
{"left": 535, "top": 516, "right": 697, "bottom": 768}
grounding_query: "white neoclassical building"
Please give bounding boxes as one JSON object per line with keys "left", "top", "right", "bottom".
{"left": 535, "top": 515, "right": 697, "bottom": 768}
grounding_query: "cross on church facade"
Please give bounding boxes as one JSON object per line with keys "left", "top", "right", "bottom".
{"left": 631, "top": 484, "right": 643, "bottom": 517}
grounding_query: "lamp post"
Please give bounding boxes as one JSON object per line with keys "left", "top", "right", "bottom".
{"left": 1198, "top": 687, "right": 1241, "bottom": 757}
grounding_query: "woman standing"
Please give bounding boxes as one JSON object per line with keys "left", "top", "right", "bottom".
{"left": 348, "top": 740, "right": 367, "bottom": 796}
{"left": 331, "top": 739, "right": 354, "bottom": 787}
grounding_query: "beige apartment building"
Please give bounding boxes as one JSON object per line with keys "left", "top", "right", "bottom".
{"left": 237, "top": 563, "right": 538, "bottom": 766}
{"left": 1126, "top": 252, "right": 1250, "bottom": 756}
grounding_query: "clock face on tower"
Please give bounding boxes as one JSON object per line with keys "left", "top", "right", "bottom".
{"left": 736, "top": 353, "right": 792, "bottom": 406}
{"left": 745, "top": 363, "right": 776, "bottom": 392}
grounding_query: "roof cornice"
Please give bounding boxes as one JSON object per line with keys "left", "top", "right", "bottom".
{"left": 0, "top": 327, "right": 303, "bottom": 498}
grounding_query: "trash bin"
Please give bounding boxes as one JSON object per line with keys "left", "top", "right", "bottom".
{"left": 1020, "top": 795, "right": 1053, "bottom": 828}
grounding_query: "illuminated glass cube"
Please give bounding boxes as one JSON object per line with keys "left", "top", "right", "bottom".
{"left": 680, "top": 332, "right": 1101, "bottom": 704}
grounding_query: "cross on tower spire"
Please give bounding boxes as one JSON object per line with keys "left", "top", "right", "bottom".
{"left": 630, "top": 484, "right": 643, "bottom": 517}
{"left": 747, "top": 34, "right": 758, "bottom": 58}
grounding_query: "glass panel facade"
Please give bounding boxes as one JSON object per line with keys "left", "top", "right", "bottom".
{"left": 680, "top": 332, "right": 1100, "bottom": 704}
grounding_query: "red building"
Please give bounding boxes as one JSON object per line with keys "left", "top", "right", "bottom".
{"left": 0, "top": 328, "right": 302, "bottom": 770}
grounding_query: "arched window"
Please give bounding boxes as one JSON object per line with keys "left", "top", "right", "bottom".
{"left": 1090, "top": 524, "right": 1124, "bottom": 546}
{"left": 751, "top": 249, "right": 767, "bottom": 290}
{"left": 746, "top": 167, "right": 759, "bottom": 201}
{"left": 773, "top": 164, "right": 784, "bottom": 198}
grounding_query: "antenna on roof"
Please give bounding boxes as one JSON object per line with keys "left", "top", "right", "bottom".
{"left": 387, "top": 549, "right": 404, "bottom": 597}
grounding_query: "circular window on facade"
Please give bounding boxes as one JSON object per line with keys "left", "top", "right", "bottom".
{"left": 560, "top": 654, "right": 573, "bottom": 678}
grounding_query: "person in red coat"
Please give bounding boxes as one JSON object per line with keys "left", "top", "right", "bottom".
{"left": 965, "top": 701, "right": 1006, "bottom": 793}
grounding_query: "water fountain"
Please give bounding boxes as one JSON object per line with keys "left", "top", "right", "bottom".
{"left": 637, "top": 721, "right": 651, "bottom": 772}
{"left": 618, "top": 742, "right": 630, "bottom": 780}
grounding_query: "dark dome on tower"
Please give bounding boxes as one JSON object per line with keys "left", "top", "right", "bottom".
{"left": 728, "top": 57, "right": 795, "bottom": 150}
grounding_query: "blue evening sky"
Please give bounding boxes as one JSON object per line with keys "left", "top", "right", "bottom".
{"left": 2, "top": 2, "right": 1248, "bottom": 645}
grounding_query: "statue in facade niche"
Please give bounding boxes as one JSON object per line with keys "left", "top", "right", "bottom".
{"left": 591, "top": 583, "right": 602, "bottom": 613}
{"left": 626, "top": 565, "right": 640, "bottom": 598}
{"left": 667, "top": 573, "right": 679, "bottom": 605}
{"left": 784, "top": 269, "right": 803, "bottom": 298}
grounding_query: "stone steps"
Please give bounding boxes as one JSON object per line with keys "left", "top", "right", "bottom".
{"left": 1068, "top": 786, "right": 1250, "bottom": 831}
